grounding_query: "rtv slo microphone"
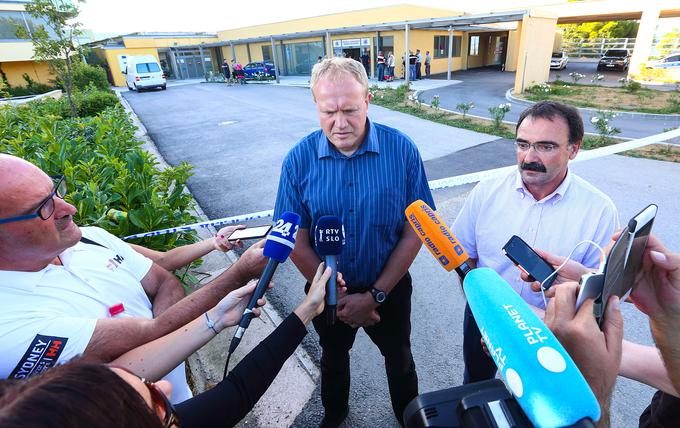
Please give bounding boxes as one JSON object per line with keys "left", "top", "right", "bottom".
{"left": 405, "top": 200, "right": 472, "bottom": 278}
{"left": 226, "top": 212, "right": 300, "bottom": 361}
{"left": 315, "top": 216, "right": 344, "bottom": 325}
{"left": 463, "top": 268, "right": 600, "bottom": 427}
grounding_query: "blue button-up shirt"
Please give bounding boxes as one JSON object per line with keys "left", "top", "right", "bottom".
{"left": 274, "top": 119, "right": 435, "bottom": 288}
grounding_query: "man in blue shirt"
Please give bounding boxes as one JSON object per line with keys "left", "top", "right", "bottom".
{"left": 274, "top": 57, "right": 435, "bottom": 427}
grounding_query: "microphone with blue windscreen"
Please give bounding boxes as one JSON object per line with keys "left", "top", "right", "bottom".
{"left": 315, "top": 216, "right": 345, "bottom": 325}
{"left": 224, "top": 211, "right": 300, "bottom": 377}
{"left": 463, "top": 268, "right": 601, "bottom": 427}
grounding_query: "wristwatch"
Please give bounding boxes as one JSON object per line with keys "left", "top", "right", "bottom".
{"left": 370, "top": 287, "right": 387, "bottom": 304}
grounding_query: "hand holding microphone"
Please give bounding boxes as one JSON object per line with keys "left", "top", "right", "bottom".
{"left": 224, "top": 212, "right": 300, "bottom": 378}
{"left": 315, "top": 216, "right": 345, "bottom": 325}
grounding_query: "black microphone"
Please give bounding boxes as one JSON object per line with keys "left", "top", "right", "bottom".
{"left": 224, "top": 212, "right": 300, "bottom": 377}
{"left": 315, "top": 216, "right": 345, "bottom": 325}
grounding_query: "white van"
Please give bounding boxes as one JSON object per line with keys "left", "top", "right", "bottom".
{"left": 123, "top": 55, "right": 166, "bottom": 91}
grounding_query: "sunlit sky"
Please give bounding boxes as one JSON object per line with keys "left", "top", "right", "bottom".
{"left": 78, "top": 0, "right": 679, "bottom": 39}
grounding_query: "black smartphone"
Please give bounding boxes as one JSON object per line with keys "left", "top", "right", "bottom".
{"left": 502, "top": 235, "right": 557, "bottom": 289}
{"left": 226, "top": 225, "right": 272, "bottom": 241}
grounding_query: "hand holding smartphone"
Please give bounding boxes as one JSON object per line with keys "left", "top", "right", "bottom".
{"left": 502, "top": 235, "right": 557, "bottom": 290}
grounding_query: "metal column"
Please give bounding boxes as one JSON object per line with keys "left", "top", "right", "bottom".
{"left": 270, "top": 37, "right": 280, "bottom": 84}
{"left": 230, "top": 42, "right": 236, "bottom": 61}
{"left": 447, "top": 26, "right": 453, "bottom": 81}
{"left": 168, "top": 48, "right": 181, "bottom": 80}
{"left": 326, "top": 31, "right": 332, "bottom": 58}
{"left": 374, "top": 31, "right": 379, "bottom": 80}
{"left": 246, "top": 43, "right": 252, "bottom": 63}
{"left": 198, "top": 45, "right": 208, "bottom": 77}
{"left": 404, "top": 24, "right": 410, "bottom": 85}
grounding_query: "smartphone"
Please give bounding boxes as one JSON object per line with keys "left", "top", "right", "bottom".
{"left": 597, "top": 204, "right": 657, "bottom": 323}
{"left": 502, "top": 235, "right": 557, "bottom": 289}
{"left": 226, "top": 225, "right": 272, "bottom": 241}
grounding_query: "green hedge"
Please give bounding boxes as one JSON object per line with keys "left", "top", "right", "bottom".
{"left": 0, "top": 102, "right": 199, "bottom": 252}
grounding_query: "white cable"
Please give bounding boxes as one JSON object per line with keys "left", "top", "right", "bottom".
{"left": 538, "top": 240, "right": 607, "bottom": 309}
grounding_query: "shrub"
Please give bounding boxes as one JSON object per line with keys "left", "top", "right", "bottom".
{"left": 590, "top": 111, "right": 621, "bottom": 146}
{"left": 619, "top": 78, "right": 642, "bottom": 93}
{"left": 431, "top": 94, "right": 440, "bottom": 110}
{"left": 488, "top": 103, "right": 511, "bottom": 131}
{"left": 456, "top": 101, "right": 474, "bottom": 118}
{"left": 74, "top": 88, "right": 119, "bottom": 117}
{"left": 0, "top": 103, "right": 199, "bottom": 252}
{"left": 70, "top": 62, "right": 111, "bottom": 92}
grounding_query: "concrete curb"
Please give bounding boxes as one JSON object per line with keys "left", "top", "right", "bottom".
{"left": 505, "top": 88, "right": 680, "bottom": 119}
{"left": 115, "top": 91, "right": 318, "bottom": 427}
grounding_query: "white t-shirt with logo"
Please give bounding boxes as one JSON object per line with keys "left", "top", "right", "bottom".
{"left": 0, "top": 226, "right": 192, "bottom": 403}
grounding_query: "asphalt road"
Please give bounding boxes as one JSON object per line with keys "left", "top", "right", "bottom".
{"left": 123, "top": 82, "right": 680, "bottom": 428}
{"left": 420, "top": 67, "right": 680, "bottom": 140}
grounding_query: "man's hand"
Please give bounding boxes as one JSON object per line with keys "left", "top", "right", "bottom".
{"left": 232, "top": 239, "right": 267, "bottom": 282}
{"left": 526, "top": 248, "right": 591, "bottom": 297}
{"left": 628, "top": 234, "right": 680, "bottom": 320}
{"left": 337, "top": 291, "right": 380, "bottom": 328}
{"left": 544, "top": 282, "right": 623, "bottom": 425}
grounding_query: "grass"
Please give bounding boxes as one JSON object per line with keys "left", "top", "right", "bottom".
{"left": 369, "top": 84, "right": 680, "bottom": 163}
{"left": 520, "top": 80, "right": 680, "bottom": 114}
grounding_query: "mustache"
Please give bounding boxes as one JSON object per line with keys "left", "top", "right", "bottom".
{"left": 521, "top": 162, "right": 547, "bottom": 173}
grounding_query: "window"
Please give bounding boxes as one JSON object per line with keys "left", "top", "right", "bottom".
{"left": 433, "top": 35, "right": 461, "bottom": 58}
{"left": 469, "top": 36, "right": 480, "bottom": 56}
{"left": 0, "top": 11, "right": 57, "bottom": 40}
{"left": 136, "top": 63, "right": 161, "bottom": 73}
{"left": 262, "top": 45, "right": 272, "bottom": 62}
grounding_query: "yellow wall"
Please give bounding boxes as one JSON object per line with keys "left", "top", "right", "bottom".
{"left": 513, "top": 13, "right": 558, "bottom": 93}
{"left": 404, "top": 30, "right": 466, "bottom": 76}
{"left": 0, "top": 61, "right": 52, "bottom": 87}
{"left": 102, "top": 48, "right": 160, "bottom": 87}
{"left": 218, "top": 5, "right": 460, "bottom": 41}
{"left": 505, "top": 29, "right": 520, "bottom": 72}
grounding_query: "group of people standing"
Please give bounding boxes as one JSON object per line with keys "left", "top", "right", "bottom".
{"left": 221, "top": 59, "right": 246, "bottom": 84}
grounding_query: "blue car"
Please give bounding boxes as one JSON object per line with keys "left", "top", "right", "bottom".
{"left": 242, "top": 62, "right": 277, "bottom": 79}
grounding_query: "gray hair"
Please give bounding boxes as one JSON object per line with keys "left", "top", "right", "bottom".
{"left": 310, "top": 57, "right": 369, "bottom": 101}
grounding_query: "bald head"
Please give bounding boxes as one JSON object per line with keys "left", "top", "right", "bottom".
{"left": 0, "top": 154, "right": 80, "bottom": 271}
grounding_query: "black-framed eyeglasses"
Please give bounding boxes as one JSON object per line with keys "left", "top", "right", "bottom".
{"left": 514, "top": 141, "right": 560, "bottom": 153}
{"left": 111, "top": 365, "right": 180, "bottom": 428}
{"left": 0, "top": 175, "right": 67, "bottom": 225}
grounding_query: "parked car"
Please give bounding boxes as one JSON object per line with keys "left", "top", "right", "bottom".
{"left": 550, "top": 52, "right": 568, "bottom": 70}
{"left": 123, "top": 55, "right": 166, "bottom": 91}
{"left": 646, "top": 53, "right": 680, "bottom": 70}
{"left": 242, "top": 62, "right": 277, "bottom": 79}
{"left": 597, "top": 49, "right": 631, "bottom": 71}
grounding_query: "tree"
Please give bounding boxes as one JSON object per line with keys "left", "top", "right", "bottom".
{"left": 656, "top": 28, "right": 680, "bottom": 57}
{"left": 560, "top": 20, "right": 639, "bottom": 40}
{"left": 16, "top": 0, "right": 84, "bottom": 116}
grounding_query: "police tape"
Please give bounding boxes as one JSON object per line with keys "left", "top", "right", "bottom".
{"left": 123, "top": 127, "right": 680, "bottom": 240}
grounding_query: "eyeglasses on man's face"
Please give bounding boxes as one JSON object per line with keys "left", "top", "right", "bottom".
{"left": 514, "top": 141, "right": 561, "bottom": 153}
{"left": 0, "top": 175, "right": 67, "bottom": 225}
{"left": 110, "top": 365, "right": 180, "bottom": 428}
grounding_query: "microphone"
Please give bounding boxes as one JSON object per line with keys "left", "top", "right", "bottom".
{"left": 463, "top": 268, "right": 601, "bottom": 427}
{"left": 227, "top": 212, "right": 301, "bottom": 357}
{"left": 405, "top": 200, "right": 472, "bottom": 278}
{"left": 315, "top": 216, "right": 345, "bottom": 325}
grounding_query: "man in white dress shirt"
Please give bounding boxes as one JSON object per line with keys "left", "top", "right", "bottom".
{"left": 452, "top": 100, "right": 619, "bottom": 384}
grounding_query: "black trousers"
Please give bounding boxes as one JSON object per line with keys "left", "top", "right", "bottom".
{"left": 306, "top": 273, "right": 418, "bottom": 424}
{"left": 462, "top": 303, "right": 497, "bottom": 384}
{"left": 415, "top": 62, "right": 422, "bottom": 79}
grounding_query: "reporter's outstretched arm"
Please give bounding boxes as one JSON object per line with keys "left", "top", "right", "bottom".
{"left": 130, "top": 225, "right": 245, "bottom": 271}
{"left": 111, "top": 281, "right": 264, "bottom": 381}
{"left": 174, "top": 263, "right": 345, "bottom": 428}
{"left": 545, "top": 282, "right": 624, "bottom": 428}
{"left": 629, "top": 235, "right": 680, "bottom": 394}
{"left": 619, "top": 340, "right": 679, "bottom": 397}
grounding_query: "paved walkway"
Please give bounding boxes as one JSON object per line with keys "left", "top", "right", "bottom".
{"left": 419, "top": 68, "right": 680, "bottom": 140}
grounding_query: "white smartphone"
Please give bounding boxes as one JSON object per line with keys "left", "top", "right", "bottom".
{"left": 226, "top": 225, "right": 272, "bottom": 241}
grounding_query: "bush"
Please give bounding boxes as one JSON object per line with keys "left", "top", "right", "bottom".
{"left": 3, "top": 73, "right": 56, "bottom": 97}
{"left": 74, "top": 88, "right": 119, "bottom": 117}
{"left": 0, "top": 103, "right": 199, "bottom": 252}
{"left": 70, "top": 62, "right": 111, "bottom": 92}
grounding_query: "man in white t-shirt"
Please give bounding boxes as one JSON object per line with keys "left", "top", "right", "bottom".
{"left": 452, "top": 101, "right": 619, "bottom": 384}
{"left": 0, "top": 154, "right": 266, "bottom": 403}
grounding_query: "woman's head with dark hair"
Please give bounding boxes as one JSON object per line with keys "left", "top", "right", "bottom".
{"left": 0, "top": 360, "right": 165, "bottom": 428}
{"left": 516, "top": 100, "right": 584, "bottom": 145}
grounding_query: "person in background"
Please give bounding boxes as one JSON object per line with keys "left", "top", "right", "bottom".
{"left": 415, "top": 49, "right": 422, "bottom": 80}
{"left": 424, "top": 50, "right": 431, "bottom": 78}
{"left": 376, "top": 50, "right": 386, "bottom": 82}
{"left": 221, "top": 59, "right": 231, "bottom": 80}
{"left": 387, "top": 51, "right": 395, "bottom": 81}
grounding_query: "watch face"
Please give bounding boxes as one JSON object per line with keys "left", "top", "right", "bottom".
{"left": 375, "top": 291, "right": 386, "bottom": 303}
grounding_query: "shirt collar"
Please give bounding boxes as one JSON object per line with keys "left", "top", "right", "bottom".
{"left": 514, "top": 169, "right": 572, "bottom": 203}
{"left": 317, "top": 119, "right": 380, "bottom": 159}
{"left": 0, "top": 244, "right": 81, "bottom": 292}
